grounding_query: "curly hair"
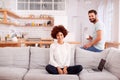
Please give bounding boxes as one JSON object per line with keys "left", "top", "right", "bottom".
{"left": 51, "top": 25, "right": 68, "bottom": 39}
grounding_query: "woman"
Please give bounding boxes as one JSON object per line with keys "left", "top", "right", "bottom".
{"left": 46, "top": 25, "right": 83, "bottom": 74}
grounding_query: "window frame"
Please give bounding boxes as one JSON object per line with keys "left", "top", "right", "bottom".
{"left": 16, "top": 0, "right": 66, "bottom": 11}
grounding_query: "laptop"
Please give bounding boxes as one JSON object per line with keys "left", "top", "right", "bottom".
{"left": 87, "top": 59, "right": 106, "bottom": 72}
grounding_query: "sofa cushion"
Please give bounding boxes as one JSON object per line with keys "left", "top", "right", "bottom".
{"left": 75, "top": 47, "right": 110, "bottom": 68}
{"left": 0, "top": 47, "right": 30, "bottom": 69}
{"left": 105, "top": 48, "right": 120, "bottom": 79}
{"left": 0, "top": 48, "right": 13, "bottom": 67}
{"left": 30, "top": 48, "right": 50, "bottom": 69}
{"left": 30, "top": 47, "right": 75, "bottom": 69}
{"left": 24, "top": 69, "right": 79, "bottom": 80}
{"left": 0, "top": 67, "right": 27, "bottom": 80}
{"left": 79, "top": 69, "right": 119, "bottom": 80}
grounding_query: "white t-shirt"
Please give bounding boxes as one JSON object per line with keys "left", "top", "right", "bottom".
{"left": 91, "top": 21, "right": 106, "bottom": 50}
{"left": 49, "top": 42, "right": 71, "bottom": 68}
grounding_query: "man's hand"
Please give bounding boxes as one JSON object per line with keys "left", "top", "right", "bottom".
{"left": 83, "top": 42, "right": 92, "bottom": 49}
{"left": 57, "top": 67, "right": 63, "bottom": 74}
{"left": 87, "top": 35, "right": 93, "bottom": 41}
{"left": 63, "top": 66, "right": 68, "bottom": 74}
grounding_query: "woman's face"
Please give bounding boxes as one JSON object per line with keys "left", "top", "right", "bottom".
{"left": 56, "top": 32, "right": 64, "bottom": 41}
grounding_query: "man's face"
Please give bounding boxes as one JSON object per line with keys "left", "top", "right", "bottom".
{"left": 88, "top": 13, "right": 97, "bottom": 23}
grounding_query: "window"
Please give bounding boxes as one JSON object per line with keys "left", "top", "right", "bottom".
{"left": 17, "top": 0, "right": 65, "bottom": 10}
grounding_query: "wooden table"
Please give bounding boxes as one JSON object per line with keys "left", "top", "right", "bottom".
{"left": 0, "top": 39, "right": 80, "bottom": 48}
{"left": 23, "top": 40, "right": 53, "bottom": 47}
{"left": 0, "top": 41, "right": 21, "bottom": 47}
{"left": 23, "top": 40, "right": 80, "bottom": 48}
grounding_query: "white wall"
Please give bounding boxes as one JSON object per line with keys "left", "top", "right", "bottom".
{"left": 66, "top": 0, "right": 120, "bottom": 43}
{"left": 113, "top": 0, "right": 119, "bottom": 42}
{"left": 1, "top": 0, "right": 68, "bottom": 39}
{"left": 118, "top": 0, "right": 120, "bottom": 48}
{"left": 4, "top": 0, "right": 68, "bottom": 27}
{"left": 2, "top": 0, "right": 119, "bottom": 42}
{"left": 67, "top": 0, "right": 99, "bottom": 45}
{"left": 0, "top": 24, "right": 52, "bottom": 39}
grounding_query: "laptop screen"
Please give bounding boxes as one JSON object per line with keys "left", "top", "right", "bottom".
{"left": 98, "top": 59, "right": 106, "bottom": 71}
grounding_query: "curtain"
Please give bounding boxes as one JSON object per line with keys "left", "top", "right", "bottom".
{"left": 97, "top": 0, "right": 114, "bottom": 41}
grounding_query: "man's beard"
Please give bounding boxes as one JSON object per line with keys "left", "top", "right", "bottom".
{"left": 90, "top": 18, "right": 97, "bottom": 23}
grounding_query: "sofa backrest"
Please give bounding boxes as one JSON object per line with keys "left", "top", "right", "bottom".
{"left": 30, "top": 47, "right": 75, "bottom": 69}
{"left": 30, "top": 47, "right": 49, "bottom": 69}
{"left": 75, "top": 47, "right": 110, "bottom": 69}
{"left": 0, "top": 47, "right": 30, "bottom": 69}
{"left": 105, "top": 48, "right": 120, "bottom": 79}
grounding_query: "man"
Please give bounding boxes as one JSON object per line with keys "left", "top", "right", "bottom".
{"left": 83, "top": 9, "right": 105, "bottom": 52}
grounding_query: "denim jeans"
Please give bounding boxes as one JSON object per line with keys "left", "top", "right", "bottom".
{"left": 81, "top": 46, "right": 103, "bottom": 52}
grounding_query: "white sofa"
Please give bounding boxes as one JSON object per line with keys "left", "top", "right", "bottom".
{"left": 0, "top": 47, "right": 120, "bottom": 80}
{"left": 76, "top": 47, "right": 120, "bottom": 80}
{"left": 0, "top": 47, "right": 30, "bottom": 80}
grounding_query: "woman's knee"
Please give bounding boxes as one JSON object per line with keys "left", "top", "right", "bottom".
{"left": 46, "top": 64, "right": 51, "bottom": 71}
{"left": 76, "top": 65, "right": 83, "bottom": 72}
{"left": 45, "top": 64, "right": 58, "bottom": 74}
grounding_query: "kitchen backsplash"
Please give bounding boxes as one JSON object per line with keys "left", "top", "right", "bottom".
{"left": 0, "top": 24, "right": 53, "bottom": 39}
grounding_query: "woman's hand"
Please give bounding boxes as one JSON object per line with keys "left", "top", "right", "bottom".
{"left": 63, "top": 66, "right": 68, "bottom": 74}
{"left": 57, "top": 67, "right": 63, "bottom": 74}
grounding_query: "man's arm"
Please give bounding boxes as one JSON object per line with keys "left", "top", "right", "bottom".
{"left": 90, "top": 30, "right": 102, "bottom": 45}
{"left": 83, "top": 30, "right": 102, "bottom": 49}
